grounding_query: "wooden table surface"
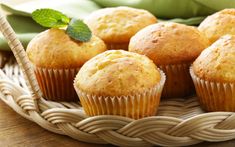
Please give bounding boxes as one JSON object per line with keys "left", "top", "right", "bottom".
{"left": 0, "top": 100, "right": 109, "bottom": 147}
{"left": 1, "top": 99, "right": 235, "bottom": 147}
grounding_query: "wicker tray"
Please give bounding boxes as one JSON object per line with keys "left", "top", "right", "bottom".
{"left": 1, "top": 11, "right": 235, "bottom": 147}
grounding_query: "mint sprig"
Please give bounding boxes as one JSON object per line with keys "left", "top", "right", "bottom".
{"left": 66, "top": 19, "right": 92, "bottom": 42}
{"left": 32, "top": 9, "right": 70, "bottom": 28}
{"left": 32, "top": 8, "right": 92, "bottom": 42}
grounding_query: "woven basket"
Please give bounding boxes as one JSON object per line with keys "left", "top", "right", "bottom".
{"left": 1, "top": 12, "right": 235, "bottom": 147}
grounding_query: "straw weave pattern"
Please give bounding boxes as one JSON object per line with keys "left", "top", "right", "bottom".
{"left": 0, "top": 13, "right": 41, "bottom": 106}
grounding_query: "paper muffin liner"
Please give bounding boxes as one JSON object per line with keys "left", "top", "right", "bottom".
{"left": 34, "top": 67, "right": 80, "bottom": 101}
{"left": 105, "top": 42, "right": 129, "bottom": 50}
{"left": 159, "top": 63, "right": 195, "bottom": 98}
{"left": 190, "top": 67, "right": 235, "bottom": 111}
{"left": 74, "top": 69, "right": 166, "bottom": 119}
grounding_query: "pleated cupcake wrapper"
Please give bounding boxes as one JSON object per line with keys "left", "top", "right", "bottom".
{"left": 105, "top": 42, "right": 129, "bottom": 50}
{"left": 159, "top": 63, "right": 195, "bottom": 98}
{"left": 190, "top": 67, "right": 235, "bottom": 112}
{"left": 34, "top": 67, "right": 80, "bottom": 101}
{"left": 74, "top": 69, "right": 166, "bottom": 119}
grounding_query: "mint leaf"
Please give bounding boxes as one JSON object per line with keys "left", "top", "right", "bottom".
{"left": 66, "top": 19, "right": 92, "bottom": 42}
{"left": 32, "top": 9, "right": 91, "bottom": 42}
{"left": 32, "top": 8, "right": 70, "bottom": 28}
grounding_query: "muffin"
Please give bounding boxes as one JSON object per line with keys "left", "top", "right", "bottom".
{"left": 74, "top": 50, "right": 165, "bottom": 119}
{"left": 129, "top": 22, "right": 209, "bottom": 98}
{"left": 27, "top": 28, "right": 106, "bottom": 101}
{"left": 84, "top": 6, "right": 157, "bottom": 50}
{"left": 198, "top": 9, "right": 235, "bottom": 44}
{"left": 191, "top": 35, "right": 235, "bottom": 111}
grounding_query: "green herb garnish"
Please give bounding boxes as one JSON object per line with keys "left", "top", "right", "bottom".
{"left": 32, "top": 8, "right": 92, "bottom": 42}
{"left": 32, "top": 9, "right": 70, "bottom": 28}
{"left": 66, "top": 19, "right": 92, "bottom": 42}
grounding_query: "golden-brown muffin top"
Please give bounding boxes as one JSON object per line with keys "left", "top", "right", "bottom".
{"left": 74, "top": 50, "right": 161, "bottom": 96}
{"left": 129, "top": 22, "right": 209, "bottom": 65}
{"left": 26, "top": 28, "right": 107, "bottom": 68}
{"left": 84, "top": 6, "right": 157, "bottom": 43}
{"left": 198, "top": 9, "right": 235, "bottom": 44}
{"left": 193, "top": 35, "right": 235, "bottom": 82}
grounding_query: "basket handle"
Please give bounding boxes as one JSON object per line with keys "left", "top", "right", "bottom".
{"left": 0, "top": 12, "right": 41, "bottom": 111}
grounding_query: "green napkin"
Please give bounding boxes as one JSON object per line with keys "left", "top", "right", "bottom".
{"left": 94, "top": 0, "right": 214, "bottom": 18}
{"left": 0, "top": 15, "right": 45, "bottom": 51}
{"left": 94, "top": 0, "right": 235, "bottom": 24}
{"left": 0, "top": 0, "right": 101, "bottom": 51}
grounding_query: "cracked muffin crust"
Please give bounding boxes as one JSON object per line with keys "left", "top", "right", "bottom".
{"left": 199, "top": 9, "right": 235, "bottom": 44}
{"left": 193, "top": 35, "right": 235, "bottom": 82}
{"left": 84, "top": 6, "right": 157, "bottom": 49}
{"left": 74, "top": 50, "right": 161, "bottom": 96}
{"left": 129, "top": 22, "right": 209, "bottom": 65}
{"left": 27, "top": 28, "right": 107, "bottom": 68}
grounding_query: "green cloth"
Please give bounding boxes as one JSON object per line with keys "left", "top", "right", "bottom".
{"left": 1, "top": 0, "right": 235, "bottom": 51}
{"left": 0, "top": 15, "right": 45, "bottom": 50}
{"left": 93, "top": 0, "right": 235, "bottom": 25}
{"left": 94, "top": 0, "right": 235, "bottom": 19}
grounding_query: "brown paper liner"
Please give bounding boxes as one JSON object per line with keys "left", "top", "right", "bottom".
{"left": 190, "top": 67, "right": 235, "bottom": 112}
{"left": 159, "top": 64, "right": 195, "bottom": 98}
{"left": 74, "top": 70, "right": 166, "bottom": 119}
{"left": 34, "top": 67, "right": 80, "bottom": 101}
{"left": 105, "top": 42, "right": 129, "bottom": 50}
